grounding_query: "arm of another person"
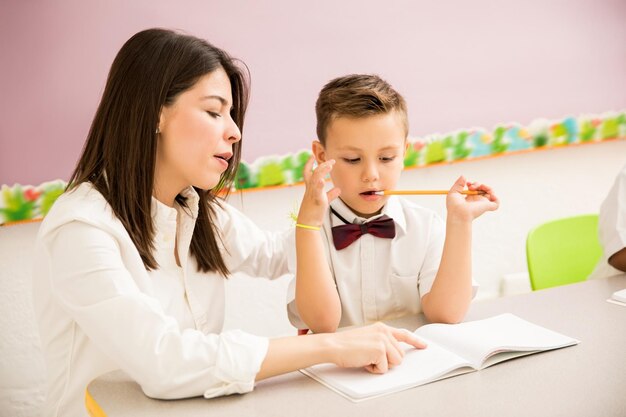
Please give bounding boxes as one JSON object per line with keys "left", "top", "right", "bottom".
{"left": 603, "top": 165, "right": 626, "bottom": 273}
{"left": 421, "top": 177, "right": 499, "bottom": 324}
{"left": 294, "top": 157, "right": 343, "bottom": 333}
{"left": 609, "top": 247, "right": 626, "bottom": 272}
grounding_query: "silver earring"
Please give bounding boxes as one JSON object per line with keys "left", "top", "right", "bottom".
{"left": 155, "top": 127, "right": 160, "bottom": 134}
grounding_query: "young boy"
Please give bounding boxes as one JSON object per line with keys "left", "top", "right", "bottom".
{"left": 289, "top": 74, "right": 499, "bottom": 333}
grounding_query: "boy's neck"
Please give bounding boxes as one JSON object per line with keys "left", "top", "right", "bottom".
{"left": 336, "top": 197, "right": 384, "bottom": 220}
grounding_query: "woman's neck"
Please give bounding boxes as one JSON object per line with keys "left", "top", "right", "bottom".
{"left": 153, "top": 183, "right": 185, "bottom": 207}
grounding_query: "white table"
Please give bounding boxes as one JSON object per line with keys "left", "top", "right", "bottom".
{"left": 87, "top": 275, "right": 626, "bottom": 417}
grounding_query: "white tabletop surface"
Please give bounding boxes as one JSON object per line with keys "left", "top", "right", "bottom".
{"left": 87, "top": 275, "right": 626, "bottom": 417}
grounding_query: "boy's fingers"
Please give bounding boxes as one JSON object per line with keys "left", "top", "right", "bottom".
{"left": 474, "top": 184, "right": 499, "bottom": 204}
{"left": 303, "top": 156, "right": 315, "bottom": 182}
{"left": 466, "top": 182, "right": 499, "bottom": 205}
{"left": 312, "top": 178, "right": 326, "bottom": 194}
{"left": 468, "top": 181, "right": 492, "bottom": 193}
{"left": 487, "top": 199, "right": 500, "bottom": 210}
{"left": 450, "top": 175, "right": 466, "bottom": 192}
{"left": 327, "top": 187, "right": 341, "bottom": 201}
{"left": 485, "top": 190, "right": 499, "bottom": 203}
{"left": 314, "top": 159, "right": 335, "bottom": 175}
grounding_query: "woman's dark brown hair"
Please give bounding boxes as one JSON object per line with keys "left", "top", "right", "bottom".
{"left": 68, "top": 28, "right": 249, "bottom": 276}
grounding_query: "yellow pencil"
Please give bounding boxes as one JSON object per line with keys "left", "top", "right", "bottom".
{"left": 373, "top": 190, "right": 486, "bottom": 196}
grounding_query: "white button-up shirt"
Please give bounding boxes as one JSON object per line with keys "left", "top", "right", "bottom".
{"left": 32, "top": 183, "right": 288, "bottom": 417}
{"left": 287, "top": 196, "right": 476, "bottom": 328}
{"left": 590, "top": 163, "right": 626, "bottom": 279}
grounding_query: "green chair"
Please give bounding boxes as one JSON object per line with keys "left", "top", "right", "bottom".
{"left": 526, "top": 214, "right": 602, "bottom": 291}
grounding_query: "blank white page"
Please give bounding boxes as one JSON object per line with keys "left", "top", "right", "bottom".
{"left": 303, "top": 337, "right": 471, "bottom": 400}
{"left": 414, "top": 313, "right": 579, "bottom": 368}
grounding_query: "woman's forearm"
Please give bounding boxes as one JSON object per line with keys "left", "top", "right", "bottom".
{"left": 256, "top": 333, "right": 333, "bottom": 380}
{"left": 257, "top": 323, "right": 428, "bottom": 380}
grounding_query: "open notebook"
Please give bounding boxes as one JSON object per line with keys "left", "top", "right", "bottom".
{"left": 608, "top": 288, "right": 626, "bottom": 306}
{"left": 302, "top": 313, "right": 579, "bottom": 401}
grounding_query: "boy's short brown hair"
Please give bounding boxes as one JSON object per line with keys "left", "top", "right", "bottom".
{"left": 315, "top": 74, "right": 408, "bottom": 146}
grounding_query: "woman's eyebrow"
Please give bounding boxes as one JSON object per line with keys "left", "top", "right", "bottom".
{"left": 201, "top": 95, "right": 229, "bottom": 106}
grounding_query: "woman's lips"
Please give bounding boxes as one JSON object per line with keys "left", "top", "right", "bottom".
{"left": 214, "top": 155, "right": 229, "bottom": 170}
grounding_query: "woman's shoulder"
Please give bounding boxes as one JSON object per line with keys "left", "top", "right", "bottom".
{"left": 211, "top": 198, "right": 254, "bottom": 230}
{"left": 50, "top": 182, "right": 109, "bottom": 215}
{"left": 39, "top": 182, "right": 123, "bottom": 237}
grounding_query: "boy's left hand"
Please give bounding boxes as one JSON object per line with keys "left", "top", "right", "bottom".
{"left": 446, "top": 176, "right": 499, "bottom": 222}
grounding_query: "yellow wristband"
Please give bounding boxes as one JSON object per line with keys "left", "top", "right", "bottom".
{"left": 296, "top": 223, "right": 321, "bottom": 231}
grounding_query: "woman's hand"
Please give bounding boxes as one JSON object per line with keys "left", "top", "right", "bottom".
{"left": 327, "top": 323, "right": 427, "bottom": 374}
{"left": 258, "top": 322, "right": 427, "bottom": 380}
{"left": 446, "top": 176, "right": 499, "bottom": 223}
{"left": 297, "top": 156, "right": 341, "bottom": 227}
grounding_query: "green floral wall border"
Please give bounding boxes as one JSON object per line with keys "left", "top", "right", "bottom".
{"left": 2, "top": 110, "right": 625, "bottom": 225}
{"left": 0, "top": 180, "right": 66, "bottom": 225}
{"left": 234, "top": 110, "right": 625, "bottom": 189}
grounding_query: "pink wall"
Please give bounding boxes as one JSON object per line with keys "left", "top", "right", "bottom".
{"left": 1, "top": 0, "right": 625, "bottom": 186}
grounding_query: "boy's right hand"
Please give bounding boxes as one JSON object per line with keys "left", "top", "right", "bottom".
{"left": 326, "top": 323, "right": 427, "bottom": 374}
{"left": 297, "top": 156, "right": 341, "bottom": 227}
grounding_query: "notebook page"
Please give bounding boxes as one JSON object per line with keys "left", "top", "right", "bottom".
{"left": 414, "top": 313, "right": 579, "bottom": 368}
{"left": 302, "top": 337, "right": 472, "bottom": 400}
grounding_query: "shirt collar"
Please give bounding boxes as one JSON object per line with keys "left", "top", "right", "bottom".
{"left": 382, "top": 196, "right": 407, "bottom": 235}
{"left": 179, "top": 186, "right": 200, "bottom": 220}
{"left": 151, "top": 197, "right": 178, "bottom": 224}
{"left": 329, "top": 196, "right": 407, "bottom": 236}
{"left": 151, "top": 187, "right": 200, "bottom": 223}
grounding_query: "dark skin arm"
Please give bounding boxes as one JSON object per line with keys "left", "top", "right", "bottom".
{"left": 608, "top": 247, "right": 626, "bottom": 272}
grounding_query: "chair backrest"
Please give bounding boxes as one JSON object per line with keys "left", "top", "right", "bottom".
{"left": 526, "top": 214, "right": 602, "bottom": 291}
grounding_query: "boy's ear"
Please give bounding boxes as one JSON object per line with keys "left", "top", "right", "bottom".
{"left": 312, "top": 140, "right": 327, "bottom": 163}
{"left": 402, "top": 140, "right": 409, "bottom": 170}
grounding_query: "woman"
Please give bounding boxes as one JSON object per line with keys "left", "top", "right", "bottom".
{"left": 32, "top": 28, "right": 424, "bottom": 417}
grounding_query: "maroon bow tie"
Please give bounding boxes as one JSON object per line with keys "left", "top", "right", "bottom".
{"left": 331, "top": 207, "right": 396, "bottom": 250}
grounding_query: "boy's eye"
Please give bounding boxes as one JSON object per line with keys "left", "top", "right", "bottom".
{"left": 342, "top": 158, "right": 360, "bottom": 164}
{"left": 380, "top": 156, "right": 396, "bottom": 162}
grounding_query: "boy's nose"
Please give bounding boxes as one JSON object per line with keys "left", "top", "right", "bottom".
{"left": 362, "top": 164, "right": 379, "bottom": 182}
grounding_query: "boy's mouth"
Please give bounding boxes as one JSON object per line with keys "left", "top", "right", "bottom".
{"left": 360, "top": 190, "right": 383, "bottom": 196}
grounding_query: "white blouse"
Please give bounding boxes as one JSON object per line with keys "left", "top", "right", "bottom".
{"left": 32, "top": 183, "right": 288, "bottom": 417}
{"left": 287, "top": 196, "right": 478, "bottom": 328}
{"left": 589, "top": 163, "right": 626, "bottom": 279}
